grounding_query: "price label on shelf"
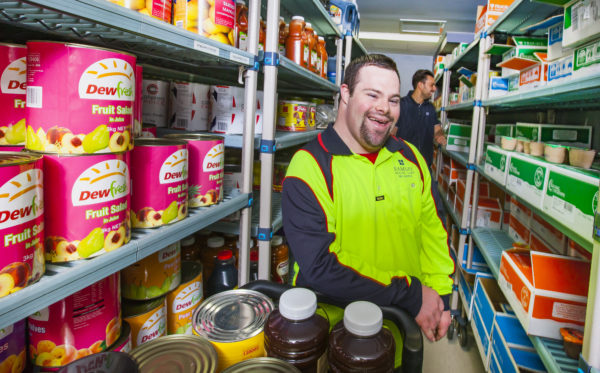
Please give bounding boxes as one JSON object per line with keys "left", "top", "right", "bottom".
{"left": 229, "top": 52, "right": 250, "bottom": 66}
{"left": 193, "top": 40, "right": 220, "bottom": 57}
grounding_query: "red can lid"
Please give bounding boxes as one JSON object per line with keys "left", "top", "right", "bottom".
{"left": 218, "top": 249, "right": 233, "bottom": 260}
{"left": 250, "top": 250, "right": 258, "bottom": 261}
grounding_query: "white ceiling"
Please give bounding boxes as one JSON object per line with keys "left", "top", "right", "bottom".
{"left": 356, "top": 0, "right": 488, "bottom": 55}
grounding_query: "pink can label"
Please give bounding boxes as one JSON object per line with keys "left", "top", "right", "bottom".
{"left": 187, "top": 139, "right": 224, "bottom": 207}
{"left": 0, "top": 44, "right": 27, "bottom": 146}
{"left": 131, "top": 145, "right": 188, "bottom": 228}
{"left": 0, "top": 157, "right": 45, "bottom": 298}
{"left": 28, "top": 273, "right": 121, "bottom": 368}
{"left": 26, "top": 42, "right": 136, "bottom": 154}
{"left": 213, "top": 0, "right": 236, "bottom": 29}
{"left": 0, "top": 146, "right": 24, "bottom": 152}
{"left": 44, "top": 153, "right": 130, "bottom": 262}
{"left": 0, "top": 320, "right": 26, "bottom": 372}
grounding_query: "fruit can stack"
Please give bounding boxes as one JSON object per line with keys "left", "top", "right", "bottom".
{"left": 0, "top": 43, "right": 27, "bottom": 148}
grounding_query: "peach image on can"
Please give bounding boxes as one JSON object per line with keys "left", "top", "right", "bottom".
{"left": 164, "top": 134, "right": 224, "bottom": 208}
{"left": 123, "top": 297, "right": 167, "bottom": 349}
{"left": 0, "top": 320, "right": 26, "bottom": 373}
{"left": 27, "top": 273, "right": 121, "bottom": 369}
{"left": 0, "top": 153, "right": 45, "bottom": 298}
{"left": 130, "top": 138, "right": 188, "bottom": 229}
{"left": 42, "top": 152, "right": 130, "bottom": 262}
{"left": 121, "top": 241, "right": 181, "bottom": 300}
{"left": 167, "top": 261, "right": 203, "bottom": 335}
{"left": 25, "top": 42, "right": 136, "bottom": 154}
{"left": 142, "top": 79, "right": 169, "bottom": 128}
{"left": 108, "top": 321, "right": 132, "bottom": 353}
{"left": 0, "top": 43, "right": 27, "bottom": 147}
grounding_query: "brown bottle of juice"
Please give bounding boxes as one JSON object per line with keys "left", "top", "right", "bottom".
{"left": 201, "top": 236, "right": 225, "bottom": 285}
{"left": 270, "top": 235, "right": 289, "bottom": 284}
{"left": 304, "top": 22, "right": 317, "bottom": 72}
{"left": 181, "top": 235, "right": 201, "bottom": 262}
{"left": 278, "top": 16, "right": 288, "bottom": 56}
{"left": 235, "top": 0, "right": 248, "bottom": 50}
{"left": 328, "top": 301, "right": 395, "bottom": 373}
{"left": 264, "top": 288, "right": 329, "bottom": 373}
{"left": 286, "top": 16, "right": 305, "bottom": 67}
{"left": 317, "top": 36, "right": 328, "bottom": 79}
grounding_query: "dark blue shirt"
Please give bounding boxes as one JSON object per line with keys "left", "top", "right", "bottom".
{"left": 395, "top": 91, "right": 439, "bottom": 167}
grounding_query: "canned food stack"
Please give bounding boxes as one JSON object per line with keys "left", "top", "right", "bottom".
{"left": 169, "top": 81, "right": 211, "bottom": 131}
{"left": 107, "top": 0, "right": 172, "bottom": 23}
{"left": 208, "top": 85, "right": 264, "bottom": 135}
{"left": 174, "top": 0, "right": 236, "bottom": 45}
{"left": 277, "top": 97, "right": 317, "bottom": 132}
{"left": 0, "top": 43, "right": 27, "bottom": 152}
{"left": 141, "top": 79, "right": 170, "bottom": 129}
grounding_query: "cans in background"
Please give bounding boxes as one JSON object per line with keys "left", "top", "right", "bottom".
{"left": 0, "top": 320, "right": 26, "bottom": 373}
{"left": 109, "top": 0, "right": 172, "bottom": 23}
{"left": 167, "top": 261, "right": 203, "bottom": 335}
{"left": 130, "top": 138, "right": 188, "bottom": 229}
{"left": 0, "top": 153, "right": 45, "bottom": 298}
{"left": 130, "top": 335, "right": 217, "bottom": 373}
{"left": 277, "top": 100, "right": 309, "bottom": 131}
{"left": 28, "top": 273, "right": 121, "bottom": 369}
{"left": 209, "top": 110, "right": 263, "bottom": 135}
{"left": 192, "top": 289, "right": 274, "bottom": 371}
{"left": 169, "top": 82, "right": 210, "bottom": 131}
{"left": 122, "top": 296, "right": 167, "bottom": 349}
{"left": 109, "top": 321, "right": 132, "bottom": 353}
{"left": 164, "top": 134, "right": 224, "bottom": 208}
{"left": 222, "top": 358, "right": 302, "bottom": 373}
{"left": 142, "top": 79, "right": 169, "bottom": 128}
{"left": 42, "top": 152, "right": 130, "bottom": 262}
{"left": 56, "top": 351, "right": 138, "bottom": 373}
{"left": 26, "top": 42, "right": 135, "bottom": 154}
{"left": 141, "top": 124, "right": 157, "bottom": 138}
{"left": 133, "top": 65, "right": 143, "bottom": 139}
{"left": 173, "top": 0, "right": 235, "bottom": 45}
{"left": 121, "top": 241, "right": 181, "bottom": 300}
{"left": 0, "top": 43, "right": 27, "bottom": 146}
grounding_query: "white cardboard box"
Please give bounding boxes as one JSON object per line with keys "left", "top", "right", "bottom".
{"left": 506, "top": 153, "right": 550, "bottom": 209}
{"left": 484, "top": 145, "right": 512, "bottom": 186}
{"left": 562, "top": 0, "right": 600, "bottom": 48}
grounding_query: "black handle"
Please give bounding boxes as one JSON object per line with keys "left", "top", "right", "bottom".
{"left": 241, "top": 280, "right": 423, "bottom": 373}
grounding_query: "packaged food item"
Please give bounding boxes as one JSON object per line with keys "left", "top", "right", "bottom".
{"left": 141, "top": 124, "right": 157, "bottom": 138}
{"left": 560, "top": 327, "right": 583, "bottom": 359}
{"left": 206, "top": 249, "right": 238, "bottom": 297}
{"left": 26, "top": 42, "right": 135, "bottom": 154}
{"left": 234, "top": 0, "right": 248, "bottom": 50}
{"left": 0, "top": 153, "right": 44, "bottom": 298}
{"left": 122, "top": 297, "right": 167, "bottom": 349}
{"left": 270, "top": 235, "right": 289, "bottom": 284}
{"left": 169, "top": 82, "right": 210, "bottom": 131}
{"left": 108, "top": 321, "right": 132, "bottom": 353}
{"left": 166, "top": 261, "right": 203, "bottom": 335}
{"left": 0, "top": 43, "right": 27, "bottom": 146}
{"left": 259, "top": 17, "right": 266, "bottom": 51}
{"left": 303, "top": 23, "right": 316, "bottom": 71}
{"left": 56, "top": 351, "right": 139, "bottom": 373}
{"left": 181, "top": 235, "right": 202, "bottom": 262}
{"left": 278, "top": 17, "right": 288, "bottom": 56}
{"left": 175, "top": 0, "right": 236, "bottom": 45}
{"left": 0, "top": 320, "right": 26, "bottom": 373}
{"left": 142, "top": 79, "right": 170, "bottom": 128}
{"left": 133, "top": 65, "right": 143, "bottom": 140}
{"left": 277, "top": 99, "right": 309, "bottom": 131}
{"left": 286, "top": 16, "right": 306, "bottom": 67}
{"left": 317, "top": 36, "right": 328, "bottom": 79}
{"left": 130, "top": 335, "right": 217, "bottom": 373}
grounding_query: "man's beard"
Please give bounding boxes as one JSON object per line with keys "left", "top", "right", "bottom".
{"left": 359, "top": 116, "right": 393, "bottom": 150}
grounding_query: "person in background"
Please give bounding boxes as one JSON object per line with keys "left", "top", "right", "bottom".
{"left": 282, "top": 54, "right": 455, "bottom": 345}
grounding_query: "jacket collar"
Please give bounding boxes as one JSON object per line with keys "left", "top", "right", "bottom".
{"left": 319, "top": 124, "right": 404, "bottom": 155}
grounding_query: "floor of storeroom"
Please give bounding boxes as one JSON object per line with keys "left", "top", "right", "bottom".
{"left": 423, "top": 326, "right": 485, "bottom": 373}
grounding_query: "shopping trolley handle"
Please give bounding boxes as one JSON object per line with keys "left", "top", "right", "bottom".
{"left": 241, "top": 280, "right": 423, "bottom": 373}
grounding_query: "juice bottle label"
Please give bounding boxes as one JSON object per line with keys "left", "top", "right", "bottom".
{"left": 303, "top": 46, "right": 309, "bottom": 67}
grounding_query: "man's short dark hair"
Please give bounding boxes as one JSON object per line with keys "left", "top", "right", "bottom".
{"left": 412, "top": 69, "right": 434, "bottom": 89}
{"left": 342, "top": 54, "right": 400, "bottom": 95}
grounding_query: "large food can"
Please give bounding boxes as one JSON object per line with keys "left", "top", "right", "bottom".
{"left": 192, "top": 289, "right": 274, "bottom": 371}
{"left": 173, "top": 0, "right": 235, "bottom": 45}
{"left": 222, "top": 358, "right": 302, "bottom": 373}
{"left": 25, "top": 42, "right": 135, "bottom": 154}
{"left": 56, "top": 351, "right": 138, "bottom": 373}
{"left": 0, "top": 146, "right": 24, "bottom": 152}
{"left": 169, "top": 82, "right": 211, "bottom": 131}
{"left": 0, "top": 153, "right": 45, "bottom": 298}
{"left": 142, "top": 79, "right": 169, "bottom": 128}
{"left": 164, "top": 134, "right": 224, "bottom": 208}
{"left": 130, "top": 138, "right": 188, "bottom": 229}
{"left": 28, "top": 273, "right": 121, "bottom": 369}
{"left": 121, "top": 241, "right": 181, "bottom": 300}
{"left": 167, "top": 261, "right": 203, "bottom": 335}
{"left": 130, "top": 335, "right": 218, "bottom": 373}
{"left": 108, "top": 320, "right": 132, "bottom": 353}
{"left": 122, "top": 297, "right": 167, "bottom": 349}
{"left": 42, "top": 152, "right": 130, "bottom": 262}
{"left": 0, "top": 320, "right": 26, "bottom": 373}
{"left": 209, "top": 111, "right": 263, "bottom": 135}
{"left": 0, "top": 43, "right": 27, "bottom": 146}
{"left": 277, "top": 100, "right": 309, "bottom": 131}
{"left": 141, "top": 124, "right": 157, "bottom": 138}
{"left": 133, "top": 65, "right": 143, "bottom": 139}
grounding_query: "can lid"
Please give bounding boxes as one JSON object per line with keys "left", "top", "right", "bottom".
{"left": 250, "top": 250, "right": 258, "bottom": 262}
{"left": 217, "top": 249, "right": 233, "bottom": 260}
{"left": 221, "top": 357, "right": 302, "bottom": 373}
{"left": 207, "top": 236, "right": 225, "bottom": 248}
{"left": 0, "top": 152, "right": 42, "bottom": 166}
{"left": 133, "top": 138, "right": 188, "bottom": 147}
{"left": 130, "top": 335, "right": 217, "bottom": 373}
{"left": 343, "top": 301, "right": 383, "bottom": 337}
{"left": 279, "top": 288, "right": 317, "bottom": 321}
{"left": 182, "top": 235, "right": 196, "bottom": 246}
{"left": 319, "top": 36, "right": 325, "bottom": 41}
{"left": 57, "top": 352, "right": 138, "bottom": 373}
{"left": 164, "top": 133, "right": 224, "bottom": 142}
{"left": 122, "top": 297, "right": 165, "bottom": 318}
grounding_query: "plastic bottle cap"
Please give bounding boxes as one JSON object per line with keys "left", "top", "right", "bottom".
{"left": 306, "top": 22, "right": 312, "bottom": 28}
{"left": 318, "top": 36, "right": 324, "bottom": 41}
{"left": 292, "top": 16, "right": 305, "bottom": 22}
{"left": 217, "top": 250, "right": 233, "bottom": 260}
{"left": 207, "top": 236, "right": 225, "bottom": 248}
{"left": 250, "top": 251, "right": 258, "bottom": 261}
{"left": 181, "top": 235, "right": 196, "bottom": 246}
{"left": 343, "top": 301, "right": 383, "bottom": 337}
{"left": 236, "top": 0, "right": 245, "bottom": 4}
{"left": 279, "top": 16, "right": 285, "bottom": 22}
{"left": 198, "top": 230, "right": 212, "bottom": 237}
{"left": 271, "top": 235, "right": 283, "bottom": 246}
{"left": 279, "top": 288, "right": 317, "bottom": 321}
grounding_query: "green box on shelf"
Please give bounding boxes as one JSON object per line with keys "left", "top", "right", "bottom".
{"left": 542, "top": 165, "right": 599, "bottom": 244}
{"left": 502, "top": 37, "right": 548, "bottom": 61}
{"left": 484, "top": 145, "right": 512, "bottom": 185}
{"left": 515, "top": 122, "right": 592, "bottom": 147}
{"left": 494, "top": 124, "right": 514, "bottom": 144}
{"left": 507, "top": 74, "right": 520, "bottom": 91}
{"left": 506, "top": 153, "right": 550, "bottom": 209}
{"left": 446, "top": 123, "right": 472, "bottom": 152}
{"left": 573, "top": 39, "right": 600, "bottom": 74}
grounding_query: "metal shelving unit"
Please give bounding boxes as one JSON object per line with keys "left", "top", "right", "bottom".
{"left": 441, "top": 148, "right": 469, "bottom": 167}
{"left": 210, "top": 193, "right": 282, "bottom": 236}
{"left": 447, "top": 38, "right": 480, "bottom": 70}
{"left": 0, "top": 192, "right": 249, "bottom": 329}
{"left": 486, "top": 0, "right": 564, "bottom": 37}
{"left": 437, "top": 185, "right": 461, "bottom": 229}
{"left": 446, "top": 100, "right": 475, "bottom": 111}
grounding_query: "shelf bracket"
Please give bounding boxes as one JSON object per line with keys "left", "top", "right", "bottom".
{"left": 259, "top": 139, "right": 277, "bottom": 154}
{"left": 466, "top": 164, "right": 477, "bottom": 171}
{"left": 246, "top": 193, "right": 254, "bottom": 208}
{"left": 579, "top": 354, "right": 592, "bottom": 373}
{"left": 263, "top": 52, "right": 279, "bottom": 67}
{"left": 459, "top": 228, "right": 471, "bottom": 235}
{"left": 0, "top": 10, "right": 26, "bottom": 23}
{"left": 257, "top": 228, "right": 273, "bottom": 241}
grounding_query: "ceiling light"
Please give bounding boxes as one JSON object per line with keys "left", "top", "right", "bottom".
{"left": 358, "top": 32, "right": 441, "bottom": 43}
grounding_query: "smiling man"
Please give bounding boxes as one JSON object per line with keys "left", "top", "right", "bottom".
{"left": 282, "top": 54, "right": 455, "bottom": 345}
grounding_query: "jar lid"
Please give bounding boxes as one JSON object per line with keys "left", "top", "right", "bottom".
{"left": 292, "top": 16, "right": 305, "bottom": 21}
{"left": 279, "top": 288, "right": 317, "bottom": 321}
{"left": 343, "top": 301, "right": 382, "bottom": 337}
{"left": 250, "top": 251, "right": 258, "bottom": 261}
{"left": 217, "top": 250, "right": 233, "bottom": 260}
{"left": 318, "top": 36, "right": 324, "bottom": 41}
{"left": 207, "top": 236, "right": 225, "bottom": 248}
{"left": 181, "top": 235, "right": 196, "bottom": 246}
{"left": 271, "top": 235, "right": 283, "bottom": 246}
{"left": 306, "top": 22, "right": 312, "bottom": 28}
{"left": 279, "top": 16, "right": 285, "bottom": 22}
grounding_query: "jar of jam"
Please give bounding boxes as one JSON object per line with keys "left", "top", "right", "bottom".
{"left": 271, "top": 235, "right": 289, "bottom": 284}
{"left": 286, "top": 16, "right": 306, "bottom": 67}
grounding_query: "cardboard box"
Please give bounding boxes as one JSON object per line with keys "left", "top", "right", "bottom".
{"left": 548, "top": 20, "right": 565, "bottom": 61}
{"left": 498, "top": 249, "right": 590, "bottom": 339}
{"left": 530, "top": 231, "right": 562, "bottom": 255}
{"left": 515, "top": 122, "right": 592, "bottom": 147}
{"left": 494, "top": 125, "right": 515, "bottom": 144}
{"left": 506, "top": 153, "right": 550, "bottom": 208}
{"left": 490, "top": 315, "right": 546, "bottom": 373}
{"left": 472, "top": 274, "right": 507, "bottom": 367}
{"left": 501, "top": 37, "right": 548, "bottom": 61}
{"left": 568, "top": 238, "right": 592, "bottom": 261}
{"left": 509, "top": 197, "right": 532, "bottom": 227}
{"left": 489, "top": 77, "right": 509, "bottom": 97}
{"left": 573, "top": 38, "right": 600, "bottom": 78}
{"left": 463, "top": 244, "right": 492, "bottom": 274}
{"left": 457, "top": 178, "right": 490, "bottom": 203}
{"left": 542, "top": 165, "right": 599, "bottom": 244}
{"left": 562, "top": 0, "right": 600, "bottom": 48}
{"left": 502, "top": 211, "right": 510, "bottom": 233}
{"left": 474, "top": 0, "right": 517, "bottom": 35}
{"left": 456, "top": 196, "right": 504, "bottom": 229}
{"left": 507, "top": 73, "right": 520, "bottom": 91}
{"left": 548, "top": 54, "right": 574, "bottom": 82}
{"left": 494, "top": 313, "right": 535, "bottom": 351}
{"left": 448, "top": 181, "right": 457, "bottom": 213}
{"left": 484, "top": 145, "right": 512, "bottom": 186}
{"left": 443, "top": 158, "right": 467, "bottom": 182}
{"left": 519, "top": 57, "right": 548, "bottom": 90}
{"left": 530, "top": 213, "right": 567, "bottom": 254}
{"left": 508, "top": 213, "right": 531, "bottom": 244}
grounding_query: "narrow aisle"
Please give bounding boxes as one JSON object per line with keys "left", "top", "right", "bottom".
{"left": 423, "top": 326, "right": 485, "bottom": 373}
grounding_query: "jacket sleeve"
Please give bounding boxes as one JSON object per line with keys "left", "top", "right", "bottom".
{"left": 412, "top": 146, "right": 455, "bottom": 309}
{"left": 282, "top": 151, "right": 423, "bottom": 317}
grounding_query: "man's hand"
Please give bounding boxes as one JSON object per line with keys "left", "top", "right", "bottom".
{"left": 434, "top": 133, "right": 447, "bottom": 146}
{"left": 435, "top": 310, "right": 451, "bottom": 341}
{"left": 415, "top": 285, "right": 443, "bottom": 342}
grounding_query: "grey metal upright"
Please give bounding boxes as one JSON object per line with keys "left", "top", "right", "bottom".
{"left": 436, "top": 66, "right": 451, "bottom": 182}
{"left": 256, "top": 0, "right": 281, "bottom": 280}
{"left": 344, "top": 35, "right": 353, "bottom": 70}
{"left": 583, "top": 240, "right": 600, "bottom": 369}
{"left": 238, "top": 0, "right": 261, "bottom": 286}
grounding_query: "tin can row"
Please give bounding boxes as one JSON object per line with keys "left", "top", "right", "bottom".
{"left": 277, "top": 98, "right": 317, "bottom": 132}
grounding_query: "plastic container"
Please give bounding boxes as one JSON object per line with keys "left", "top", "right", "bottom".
{"left": 206, "top": 249, "right": 238, "bottom": 297}
{"left": 270, "top": 235, "right": 289, "bottom": 284}
{"left": 264, "top": 288, "right": 329, "bottom": 372}
{"left": 286, "top": 16, "right": 306, "bottom": 67}
{"left": 328, "top": 301, "right": 395, "bottom": 372}
{"left": 304, "top": 23, "right": 316, "bottom": 72}
{"left": 201, "top": 236, "right": 226, "bottom": 284}
{"left": 278, "top": 16, "right": 288, "bottom": 56}
{"left": 317, "top": 36, "right": 328, "bottom": 79}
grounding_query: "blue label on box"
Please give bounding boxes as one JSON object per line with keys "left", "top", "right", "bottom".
{"left": 490, "top": 77, "right": 509, "bottom": 91}
{"left": 549, "top": 56, "right": 573, "bottom": 82}
{"left": 549, "top": 23, "right": 563, "bottom": 46}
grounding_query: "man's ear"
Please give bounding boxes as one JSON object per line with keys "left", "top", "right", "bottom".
{"left": 340, "top": 84, "right": 350, "bottom": 105}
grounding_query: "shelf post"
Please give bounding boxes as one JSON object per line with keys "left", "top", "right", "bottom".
{"left": 238, "top": 0, "right": 262, "bottom": 286}
{"left": 344, "top": 34, "right": 352, "bottom": 71}
{"left": 583, "top": 240, "right": 600, "bottom": 368}
{"left": 334, "top": 37, "right": 343, "bottom": 111}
